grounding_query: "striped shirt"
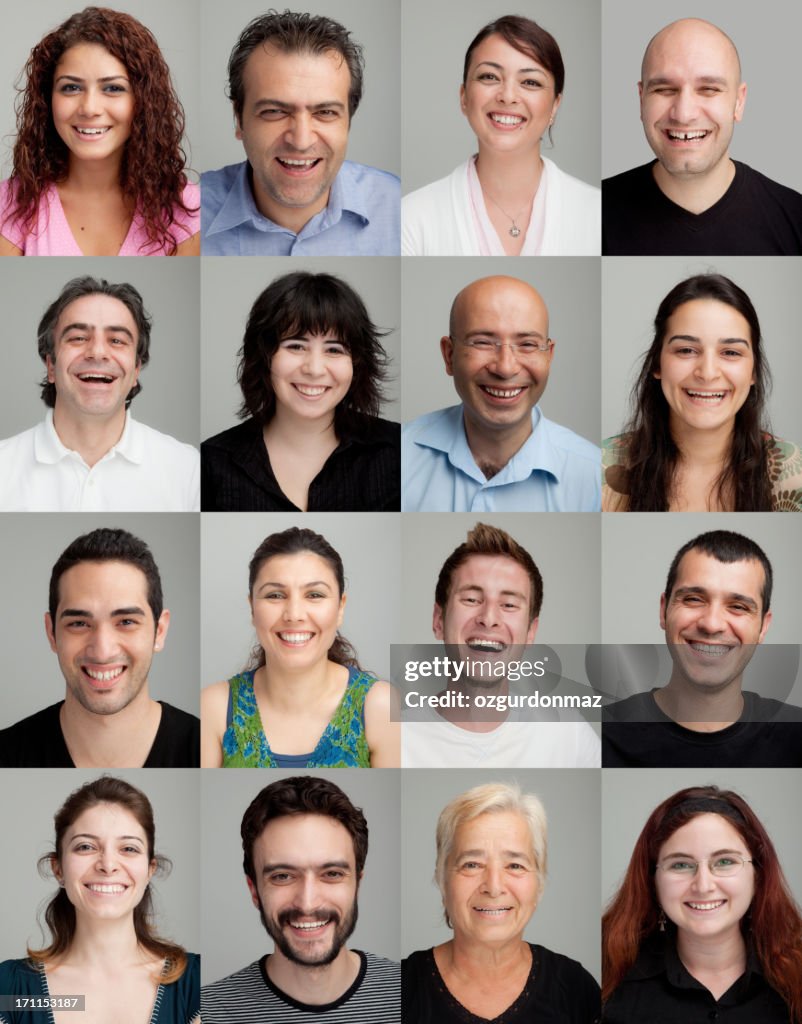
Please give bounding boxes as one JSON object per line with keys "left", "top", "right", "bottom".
{"left": 202, "top": 951, "right": 400, "bottom": 1022}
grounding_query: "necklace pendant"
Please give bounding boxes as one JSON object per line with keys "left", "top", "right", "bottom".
{"left": 509, "top": 225, "right": 521, "bottom": 238}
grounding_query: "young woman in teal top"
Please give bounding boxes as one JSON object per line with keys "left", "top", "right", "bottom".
{"left": 201, "top": 527, "right": 399, "bottom": 767}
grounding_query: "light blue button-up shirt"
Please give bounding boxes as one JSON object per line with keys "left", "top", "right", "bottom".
{"left": 402, "top": 404, "right": 601, "bottom": 512}
{"left": 201, "top": 159, "right": 400, "bottom": 255}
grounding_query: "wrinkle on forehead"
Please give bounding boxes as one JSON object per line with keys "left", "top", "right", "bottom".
{"left": 641, "top": 18, "right": 741, "bottom": 84}
{"left": 448, "top": 276, "right": 549, "bottom": 339}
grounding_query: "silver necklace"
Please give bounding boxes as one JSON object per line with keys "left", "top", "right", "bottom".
{"left": 481, "top": 187, "right": 532, "bottom": 238}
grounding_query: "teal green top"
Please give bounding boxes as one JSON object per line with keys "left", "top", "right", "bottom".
{"left": 221, "top": 665, "right": 375, "bottom": 768}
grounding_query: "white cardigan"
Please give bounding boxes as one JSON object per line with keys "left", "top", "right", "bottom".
{"left": 401, "top": 156, "right": 600, "bottom": 255}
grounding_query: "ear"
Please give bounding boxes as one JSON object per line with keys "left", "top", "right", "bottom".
{"left": 134, "top": 358, "right": 141, "bottom": 386}
{"left": 153, "top": 610, "right": 170, "bottom": 653}
{"left": 757, "top": 609, "right": 772, "bottom": 644}
{"left": 246, "top": 875, "right": 261, "bottom": 910}
{"left": 543, "top": 338, "right": 555, "bottom": 369}
{"left": 734, "top": 82, "right": 747, "bottom": 123}
{"left": 51, "top": 855, "right": 62, "bottom": 884}
{"left": 550, "top": 93, "right": 562, "bottom": 121}
{"left": 526, "top": 617, "right": 539, "bottom": 645}
{"left": 637, "top": 80, "right": 644, "bottom": 101}
{"left": 46, "top": 355, "right": 56, "bottom": 384}
{"left": 234, "top": 109, "right": 243, "bottom": 141}
{"left": 432, "top": 603, "right": 445, "bottom": 640}
{"left": 337, "top": 592, "right": 347, "bottom": 629}
{"left": 459, "top": 83, "right": 467, "bottom": 115}
{"left": 659, "top": 593, "right": 667, "bottom": 631}
{"left": 440, "top": 335, "right": 455, "bottom": 376}
{"left": 148, "top": 858, "right": 157, "bottom": 880}
{"left": 45, "top": 612, "right": 58, "bottom": 653}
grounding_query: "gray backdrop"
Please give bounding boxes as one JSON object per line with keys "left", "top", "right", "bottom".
{"left": 200, "top": 768, "right": 401, "bottom": 984}
{"left": 0, "top": 768, "right": 200, "bottom": 959}
{"left": 401, "top": 0, "right": 601, "bottom": 194}
{"left": 201, "top": 512, "right": 401, "bottom": 686}
{"left": 601, "top": 511, "right": 802, "bottom": 705}
{"left": 602, "top": 768, "right": 802, "bottom": 905}
{"left": 0, "top": 0, "right": 199, "bottom": 180}
{"left": 198, "top": 0, "right": 400, "bottom": 176}
{"left": 0, "top": 258, "right": 200, "bottom": 446}
{"left": 601, "top": 0, "right": 802, "bottom": 190}
{"left": 401, "top": 513, "right": 601, "bottom": 645}
{"left": 402, "top": 767, "right": 601, "bottom": 982}
{"left": 200, "top": 256, "right": 400, "bottom": 440}
{"left": 401, "top": 257, "right": 600, "bottom": 446}
{"left": 602, "top": 257, "right": 802, "bottom": 445}
{"left": 0, "top": 513, "right": 200, "bottom": 729}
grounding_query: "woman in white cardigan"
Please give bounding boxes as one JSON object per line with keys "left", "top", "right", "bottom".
{"left": 402, "top": 15, "right": 599, "bottom": 256}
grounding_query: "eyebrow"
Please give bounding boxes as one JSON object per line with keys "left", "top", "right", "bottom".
{"left": 253, "top": 98, "right": 346, "bottom": 112}
{"left": 463, "top": 329, "right": 546, "bottom": 341}
{"left": 55, "top": 74, "right": 129, "bottom": 84}
{"left": 456, "top": 848, "right": 533, "bottom": 860}
{"left": 645, "top": 75, "right": 730, "bottom": 88}
{"left": 69, "top": 832, "right": 144, "bottom": 842}
{"left": 59, "top": 606, "right": 147, "bottom": 619}
{"left": 456, "top": 584, "right": 527, "bottom": 601}
{"left": 667, "top": 334, "right": 750, "bottom": 346}
{"left": 671, "top": 585, "right": 758, "bottom": 611}
{"left": 58, "top": 322, "right": 135, "bottom": 341}
{"left": 261, "top": 859, "right": 351, "bottom": 873}
{"left": 474, "top": 61, "right": 546, "bottom": 75}
{"left": 662, "top": 847, "right": 744, "bottom": 859}
{"left": 257, "top": 580, "right": 333, "bottom": 593}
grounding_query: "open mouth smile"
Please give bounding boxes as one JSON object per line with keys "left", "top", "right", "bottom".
{"left": 77, "top": 372, "right": 116, "bottom": 384}
{"left": 292, "top": 384, "right": 330, "bottom": 398}
{"left": 81, "top": 665, "right": 127, "bottom": 689}
{"left": 665, "top": 129, "right": 711, "bottom": 142}
{"left": 85, "top": 883, "right": 128, "bottom": 894}
{"left": 276, "top": 157, "right": 323, "bottom": 175}
{"left": 74, "top": 126, "right": 112, "bottom": 137}
{"left": 277, "top": 632, "right": 314, "bottom": 646}
{"left": 683, "top": 389, "right": 729, "bottom": 404}
{"left": 479, "top": 385, "right": 526, "bottom": 401}
{"left": 685, "top": 900, "right": 726, "bottom": 912}
{"left": 489, "top": 113, "right": 525, "bottom": 128}
{"left": 466, "top": 637, "right": 506, "bottom": 652}
{"left": 686, "top": 641, "right": 734, "bottom": 657}
{"left": 473, "top": 905, "right": 514, "bottom": 916}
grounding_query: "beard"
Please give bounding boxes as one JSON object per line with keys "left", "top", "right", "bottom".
{"left": 258, "top": 896, "right": 359, "bottom": 967}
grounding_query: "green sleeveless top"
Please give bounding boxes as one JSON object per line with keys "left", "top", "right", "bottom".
{"left": 221, "top": 665, "right": 375, "bottom": 767}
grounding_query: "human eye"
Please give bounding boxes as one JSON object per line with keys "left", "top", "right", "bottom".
{"left": 116, "top": 617, "right": 141, "bottom": 628}
{"left": 268, "top": 871, "right": 293, "bottom": 884}
{"left": 306, "top": 590, "right": 328, "bottom": 600}
{"left": 667, "top": 859, "right": 695, "bottom": 873}
{"left": 721, "top": 347, "right": 745, "bottom": 358}
{"left": 64, "top": 618, "right": 90, "bottom": 630}
{"left": 108, "top": 335, "right": 131, "bottom": 347}
{"left": 514, "top": 340, "right": 539, "bottom": 355}
{"left": 712, "top": 856, "right": 737, "bottom": 869}
{"left": 469, "top": 338, "right": 495, "bottom": 351}
{"left": 104, "top": 83, "right": 128, "bottom": 94}
{"left": 322, "top": 868, "right": 347, "bottom": 881}
{"left": 58, "top": 83, "right": 82, "bottom": 95}
{"left": 324, "top": 343, "right": 348, "bottom": 356}
{"left": 521, "top": 78, "right": 544, "bottom": 89}
{"left": 263, "top": 590, "right": 286, "bottom": 601}
{"left": 259, "top": 107, "right": 287, "bottom": 120}
{"left": 681, "top": 595, "right": 704, "bottom": 606}
{"left": 280, "top": 340, "right": 307, "bottom": 353}
{"left": 477, "top": 72, "right": 499, "bottom": 82}
{"left": 458, "top": 860, "right": 481, "bottom": 873}
{"left": 507, "top": 861, "right": 528, "bottom": 872}
{"left": 315, "top": 108, "right": 341, "bottom": 120}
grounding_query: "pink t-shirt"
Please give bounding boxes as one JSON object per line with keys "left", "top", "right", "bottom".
{"left": 0, "top": 179, "right": 199, "bottom": 255}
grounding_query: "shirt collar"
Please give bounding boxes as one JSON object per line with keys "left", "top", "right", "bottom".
{"left": 35, "top": 409, "right": 143, "bottom": 466}
{"left": 206, "top": 161, "right": 369, "bottom": 238}
{"left": 414, "top": 404, "right": 561, "bottom": 484}
{"left": 630, "top": 929, "right": 764, "bottom": 996}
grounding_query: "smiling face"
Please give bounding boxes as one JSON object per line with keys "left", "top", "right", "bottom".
{"left": 46, "top": 560, "right": 169, "bottom": 716}
{"left": 460, "top": 34, "right": 560, "bottom": 158}
{"left": 54, "top": 802, "right": 155, "bottom": 923}
{"left": 442, "top": 277, "right": 553, "bottom": 445}
{"left": 639, "top": 19, "right": 746, "bottom": 181}
{"left": 270, "top": 331, "right": 353, "bottom": 423}
{"left": 444, "top": 811, "right": 539, "bottom": 946}
{"left": 655, "top": 299, "right": 755, "bottom": 436}
{"left": 247, "top": 813, "right": 359, "bottom": 967}
{"left": 235, "top": 45, "right": 351, "bottom": 231}
{"left": 51, "top": 42, "right": 134, "bottom": 166}
{"left": 656, "top": 813, "right": 754, "bottom": 943}
{"left": 660, "top": 549, "right": 771, "bottom": 693}
{"left": 250, "top": 552, "right": 346, "bottom": 670}
{"left": 47, "top": 294, "right": 141, "bottom": 429}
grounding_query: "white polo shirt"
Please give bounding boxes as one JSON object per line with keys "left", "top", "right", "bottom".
{"left": 0, "top": 410, "right": 199, "bottom": 511}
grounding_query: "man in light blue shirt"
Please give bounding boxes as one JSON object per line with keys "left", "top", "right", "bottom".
{"left": 402, "top": 276, "right": 601, "bottom": 511}
{"left": 202, "top": 10, "right": 399, "bottom": 256}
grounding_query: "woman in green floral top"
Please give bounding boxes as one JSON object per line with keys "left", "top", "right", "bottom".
{"left": 201, "top": 527, "right": 399, "bottom": 767}
{"left": 603, "top": 273, "right": 802, "bottom": 512}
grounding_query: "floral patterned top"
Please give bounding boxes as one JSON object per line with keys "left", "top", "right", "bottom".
{"left": 221, "top": 666, "right": 374, "bottom": 767}
{"left": 602, "top": 434, "right": 802, "bottom": 511}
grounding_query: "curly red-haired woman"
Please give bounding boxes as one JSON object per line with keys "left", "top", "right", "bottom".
{"left": 602, "top": 786, "right": 802, "bottom": 1023}
{"left": 0, "top": 7, "right": 199, "bottom": 256}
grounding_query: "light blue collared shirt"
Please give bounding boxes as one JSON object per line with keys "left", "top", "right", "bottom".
{"left": 201, "top": 159, "right": 400, "bottom": 255}
{"left": 402, "top": 404, "right": 601, "bottom": 512}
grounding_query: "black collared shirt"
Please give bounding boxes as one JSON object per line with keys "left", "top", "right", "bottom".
{"left": 201, "top": 415, "right": 400, "bottom": 511}
{"left": 602, "top": 932, "right": 790, "bottom": 1023}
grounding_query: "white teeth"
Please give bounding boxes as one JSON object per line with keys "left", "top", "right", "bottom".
{"left": 689, "top": 643, "right": 731, "bottom": 656}
{"left": 686, "top": 390, "right": 726, "bottom": 400}
{"left": 278, "top": 632, "right": 314, "bottom": 644}
{"left": 294, "top": 385, "right": 328, "bottom": 396}
{"left": 290, "top": 919, "right": 329, "bottom": 929}
{"left": 668, "top": 130, "right": 709, "bottom": 140}
{"left": 87, "top": 884, "right": 126, "bottom": 893}
{"left": 85, "top": 667, "right": 124, "bottom": 681}
{"left": 475, "top": 907, "right": 512, "bottom": 914}
{"left": 687, "top": 900, "right": 725, "bottom": 910}
{"left": 467, "top": 638, "right": 504, "bottom": 652}
{"left": 76, "top": 128, "right": 110, "bottom": 135}
{"left": 490, "top": 114, "right": 524, "bottom": 125}
{"left": 279, "top": 158, "right": 318, "bottom": 166}
{"left": 483, "top": 386, "right": 524, "bottom": 398}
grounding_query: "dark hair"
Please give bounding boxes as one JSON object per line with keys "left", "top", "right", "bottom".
{"left": 37, "top": 276, "right": 152, "bottom": 408}
{"left": 6, "top": 7, "right": 195, "bottom": 254}
{"left": 241, "top": 775, "right": 369, "bottom": 884}
{"left": 246, "top": 527, "right": 359, "bottom": 671}
{"left": 49, "top": 528, "right": 163, "bottom": 630}
{"left": 463, "top": 15, "right": 564, "bottom": 95}
{"left": 435, "top": 522, "right": 543, "bottom": 622}
{"left": 602, "top": 786, "right": 802, "bottom": 1022}
{"left": 236, "top": 271, "right": 390, "bottom": 434}
{"left": 227, "top": 9, "right": 364, "bottom": 122}
{"left": 616, "top": 274, "right": 773, "bottom": 511}
{"left": 29, "top": 776, "right": 187, "bottom": 983}
{"left": 664, "top": 529, "right": 773, "bottom": 617}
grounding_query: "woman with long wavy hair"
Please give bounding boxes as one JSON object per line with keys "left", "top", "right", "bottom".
{"left": 0, "top": 776, "right": 199, "bottom": 1024}
{"left": 0, "top": 7, "right": 199, "bottom": 256}
{"left": 200, "top": 527, "right": 399, "bottom": 768}
{"left": 603, "top": 274, "right": 802, "bottom": 511}
{"left": 602, "top": 785, "right": 802, "bottom": 1022}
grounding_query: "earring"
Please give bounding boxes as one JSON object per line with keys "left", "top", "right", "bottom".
{"left": 658, "top": 909, "right": 666, "bottom": 932}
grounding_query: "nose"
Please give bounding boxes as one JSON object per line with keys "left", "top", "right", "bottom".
{"left": 285, "top": 112, "right": 315, "bottom": 151}
{"left": 691, "top": 862, "right": 717, "bottom": 894}
{"left": 282, "top": 594, "right": 306, "bottom": 622}
{"left": 496, "top": 76, "right": 518, "bottom": 105}
{"left": 301, "top": 347, "right": 325, "bottom": 377}
{"left": 693, "top": 349, "right": 721, "bottom": 382}
{"left": 670, "top": 87, "right": 699, "bottom": 124}
{"left": 86, "top": 622, "right": 121, "bottom": 660}
{"left": 77, "top": 87, "right": 103, "bottom": 118}
{"left": 489, "top": 342, "right": 520, "bottom": 377}
{"left": 480, "top": 863, "right": 505, "bottom": 897}
{"left": 96, "top": 847, "right": 118, "bottom": 874}
{"left": 476, "top": 602, "right": 501, "bottom": 629}
{"left": 696, "top": 601, "right": 727, "bottom": 635}
{"left": 297, "top": 873, "right": 323, "bottom": 911}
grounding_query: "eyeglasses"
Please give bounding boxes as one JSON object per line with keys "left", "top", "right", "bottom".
{"left": 656, "top": 854, "right": 753, "bottom": 878}
{"left": 455, "top": 336, "right": 553, "bottom": 357}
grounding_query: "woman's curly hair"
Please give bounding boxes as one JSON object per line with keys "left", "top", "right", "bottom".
{"left": 7, "top": 7, "right": 195, "bottom": 254}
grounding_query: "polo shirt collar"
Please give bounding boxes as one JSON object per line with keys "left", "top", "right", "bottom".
{"left": 35, "top": 409, "right": 142, "bottom": 466}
